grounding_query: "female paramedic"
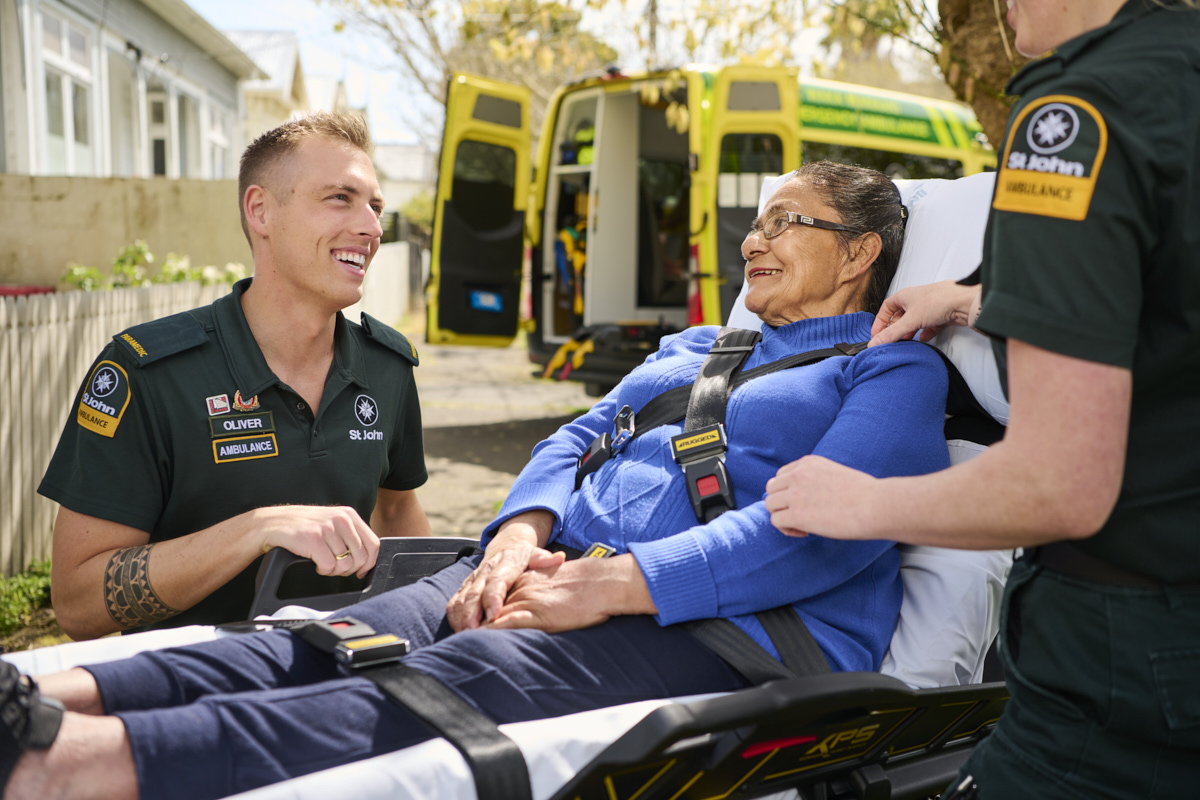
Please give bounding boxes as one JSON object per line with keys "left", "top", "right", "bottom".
{"left": 0, "top": 163, "right": 951, "bottom": 800}
{"left": 765, "top": 1, "right": 1200, "bottom": 798}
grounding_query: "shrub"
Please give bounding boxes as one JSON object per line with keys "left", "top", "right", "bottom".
{"left": 0, "top": 561, "right": 52, "bottom": 637}
{"left": 63, "top": 241, "right": 245, "bottom": 291}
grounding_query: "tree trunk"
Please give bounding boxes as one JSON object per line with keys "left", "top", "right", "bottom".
{"left": 938, "top": 0, "right": 1031, "bottom": 148}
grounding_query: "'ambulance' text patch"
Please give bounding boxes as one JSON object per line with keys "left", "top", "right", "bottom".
{"left": 993, "top": 95, "right": 1108, "bottom": 221}
{"left": 213, "top": 434, "right": 279, "bottom": 463}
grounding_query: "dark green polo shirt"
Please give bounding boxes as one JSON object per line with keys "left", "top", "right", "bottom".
{"left": 976, "top": 0, "right": 1200, "bottom": 582}
{"left": 40, "top": 278, "right": 428, "bottom": 627}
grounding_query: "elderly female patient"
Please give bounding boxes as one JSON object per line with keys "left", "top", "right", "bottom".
{"left": 0, "top": 162, "right": 949, "bottom": 800}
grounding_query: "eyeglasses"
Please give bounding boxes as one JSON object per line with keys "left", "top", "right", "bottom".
{"left": 749, "top": 211, "right": 864, "bottom": 240}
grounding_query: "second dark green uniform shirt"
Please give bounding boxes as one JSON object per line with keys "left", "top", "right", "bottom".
{"left": 977, "top": 0, "right": 1200, "bottom": 584}
{"left": 40, "top": 278, "right": 428, "bottom": 629}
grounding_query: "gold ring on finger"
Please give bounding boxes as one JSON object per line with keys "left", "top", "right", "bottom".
{"left": 335, "top": 550, "right": 352, "bottom": 561}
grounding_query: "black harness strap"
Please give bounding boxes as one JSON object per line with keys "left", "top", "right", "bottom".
{"left": 683, "top": 327, "right": 762, "bottom": 432}
{"left": 367, "top": 663, "right": 533, "bottom": 800}
{"left": 240, "top": 618, "right": 534, "bottom": 800}
{"left": 756, "top": 606, "right": 832, "bottom": 676}
{"left": 628, "top": 341, "right": 867, "bottom": 442}
{"left": 680, "top": 618, "right": 795, "bottom": 684}
{"left": 681, "top": 608, "right": 831, "bottom": 685}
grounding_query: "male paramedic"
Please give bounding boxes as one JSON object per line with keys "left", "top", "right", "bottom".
{"left": 38, "top": 111, "right": 432, "bottom": 641}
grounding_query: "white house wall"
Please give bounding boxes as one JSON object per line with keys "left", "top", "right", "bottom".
{"left": 11, "top": 0, "right": 243, "bottom": 178}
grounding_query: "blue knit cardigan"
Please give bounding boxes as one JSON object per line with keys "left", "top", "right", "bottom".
{"left": 483, "top": 312, "right": 950, "bottom": 672}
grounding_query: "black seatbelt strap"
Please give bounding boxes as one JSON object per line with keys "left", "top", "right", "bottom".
{"left": 562, "top": 545, "right": 831, "bottom": 685}
{"left": 669, "top": 327, "right": 762, "bottom": 522}
{"left": 277, "top": 617, "right": 532, "bottom": 800}
{"left": 630, "top": 340, "right": 866, "bottom": 440}
{"left": 367, "top": 663, "right": 533, "bottom": 800}
{"left": 680, "top": 608, "right": 831, "bottom": 685}
{"left": 756, "top": 606, "right": 831, "bottom": 676}
{"left": 680, "top": 618, "right": 794, "bottom": 684}
{"left": 682, "top": 327, "right": 762, "bottom": 431}
{"left": 573, "top": 334, "right": 869, "bottom": 513}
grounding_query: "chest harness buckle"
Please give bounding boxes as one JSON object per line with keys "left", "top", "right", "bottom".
{"left": 572, "top": 330, "right": 872, "bottom": 523}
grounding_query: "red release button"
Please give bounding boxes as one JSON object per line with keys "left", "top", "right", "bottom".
{"left": 696, "top": 475, "right": 721, "bottom": 497}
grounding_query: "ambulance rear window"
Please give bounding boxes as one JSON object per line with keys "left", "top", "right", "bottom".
{"left": 728, "top": 82, "right": 781, "bottom": 112}
{"left": 473, "top": 94, "right": 522, "bottom": 129}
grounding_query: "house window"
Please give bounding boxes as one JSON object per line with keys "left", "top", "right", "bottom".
{"left": 148, "top": 81, "right": 169, "bottom": 176}
{"left": 107, "top": 49, "right": 140, "bottom": 177}
{"left": 40, "top": 8, "right": 94, "bottom": 175}
{"left": 178, "top": 93, "right": 201, "bottom": 177}
{"left": 209, "top": 106, "right": 231, "bottom": 179}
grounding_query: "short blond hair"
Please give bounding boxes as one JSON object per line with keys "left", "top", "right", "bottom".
{"left": 237, "top": 112, "right": 373, "bottom": 243}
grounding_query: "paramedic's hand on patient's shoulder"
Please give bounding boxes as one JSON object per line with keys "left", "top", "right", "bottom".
{"left": 764, "top": 456, "right": 876, "bottom": 539}
{"left": 869, "top": 281, "right": 982, "bottom": 346}
{"left": 486, "top": 554, "right": 657, "bottom": 633}
{"left": 447, "top": 511, "right": 561, "bottom": 631}
{"left": 254, "top": 505, "right": 381, "bottom": 579}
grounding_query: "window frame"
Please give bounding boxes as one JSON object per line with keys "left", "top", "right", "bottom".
{"left": 37, "top": 1, "right": 98, "bottom": 176}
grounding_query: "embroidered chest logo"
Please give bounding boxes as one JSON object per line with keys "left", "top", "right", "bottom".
{"left": 77, "top": 361, "right": 131, "bottom": 438}
{"left": 993, "top": 94, "right": 1108, "bottom": 222}
{"left": 232, "top": 390, "right": 260, "bottom": 412}
{"left": 350, "top": 394, "right": 383, "bottom": 441}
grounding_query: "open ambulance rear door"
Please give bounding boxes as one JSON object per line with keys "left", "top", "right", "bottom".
{"left": 427, "top": 74, "right": 531, "bottom": 346}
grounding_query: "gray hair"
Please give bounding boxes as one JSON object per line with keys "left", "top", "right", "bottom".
{"left": 786, "top": 161, "right": 906, "bottom": 315}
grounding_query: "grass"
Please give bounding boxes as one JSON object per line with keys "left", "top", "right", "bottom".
{"left": 0, "top": 560, "right": 53, "bottom": 637}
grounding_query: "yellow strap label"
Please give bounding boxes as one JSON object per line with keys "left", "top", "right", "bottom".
{"left": 674, "top": 429, "right": 721, "bottom": 452}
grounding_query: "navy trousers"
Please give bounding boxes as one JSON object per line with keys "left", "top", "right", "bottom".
{"left": 85, "top": 557, "right": 748, "bottom": 799}
{"left": 960, "top": 560, "right": 1200, "bottom": 799}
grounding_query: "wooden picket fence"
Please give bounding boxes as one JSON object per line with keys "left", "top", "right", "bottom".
{"left": 0, "top": 283, "right": 231, "bottom": 577}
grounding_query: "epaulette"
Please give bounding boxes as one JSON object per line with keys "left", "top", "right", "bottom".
{"left": 360, "top": 313, "right": 419, "bottom": 366}
{"left": 112, "top": 310, "right": 210, "bottom": 367}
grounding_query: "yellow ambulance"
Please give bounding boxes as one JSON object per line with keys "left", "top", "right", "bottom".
{"left": 427, "top": 64, "right": 994, "bottom": 393}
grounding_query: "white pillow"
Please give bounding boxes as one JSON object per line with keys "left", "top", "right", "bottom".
{"left": 729, "top": 172, "right": 1011, "bottom": 688}
{"left": 892, "top": 174, "right": 1008, "bottom": 424}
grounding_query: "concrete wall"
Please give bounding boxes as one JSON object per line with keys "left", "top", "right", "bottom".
{"left": 0, "top": 174, "right": 250, "bottom": 286}
{"left": 343, "top": 241, "right": 412, "bottom": 328}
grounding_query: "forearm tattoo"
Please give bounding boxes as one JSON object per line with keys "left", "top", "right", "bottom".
{"left": 104, "top": 545, "right": 177, "bottom": 628}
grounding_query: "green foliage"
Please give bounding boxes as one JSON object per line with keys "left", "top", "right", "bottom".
{"left": 62, "top": 241, "right": 246, "bottom": 291}
{"left": 0, "top": 561, "right": 52, "bottom": 637}
{"left": 401, "top": 192, "right": 435, "bottom": 238}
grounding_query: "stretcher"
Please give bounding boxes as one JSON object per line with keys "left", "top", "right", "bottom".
{"left": 4, "top": 172, "right": 1009, "bottom": 800}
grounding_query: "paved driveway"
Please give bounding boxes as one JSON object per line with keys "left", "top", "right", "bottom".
{"left": 408, "top": 334, "right": 598, "bottom": 537}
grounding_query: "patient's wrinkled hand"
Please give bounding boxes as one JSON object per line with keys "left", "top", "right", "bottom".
{"left": 869, "top": 281, "right": 980, "bottom": 346}
{"left": 484, "top": 559, "right": 610, "bottom": 633}
{"left": 486, "top": 553, "right": 657, "bottom": 633}
{"left": 765, "top": 456, "right": 876, "bottom": 539}
{"left": 446, "top": 512, "right": 560, "bottom": 631}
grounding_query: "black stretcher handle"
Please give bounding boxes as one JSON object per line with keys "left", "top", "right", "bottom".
{"left": 250, "top": 536, "right": 481, "bottom": 619}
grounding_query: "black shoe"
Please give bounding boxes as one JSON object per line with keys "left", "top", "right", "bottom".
{"left": 0, "top": 661, "right": 63, "bottom": 790}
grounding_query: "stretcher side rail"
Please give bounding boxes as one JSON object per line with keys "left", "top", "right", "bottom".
{"left": 552, "top": 672, "right": 1008, "bottom": 800}
{"left": 250, "top": 536, "right": 481, "bottom": 618}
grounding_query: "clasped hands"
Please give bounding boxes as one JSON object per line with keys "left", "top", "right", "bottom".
{"left": 446, "top": 511, "right": 655, "bottom": 633}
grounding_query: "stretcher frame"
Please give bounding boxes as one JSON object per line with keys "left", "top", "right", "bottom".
{"left": 6, "top": 173, "right": 1009, "bottom": 800}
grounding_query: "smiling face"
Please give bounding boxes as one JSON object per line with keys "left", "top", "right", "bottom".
{"left": 251, "top": 136, "right": 385, "bottom": 312}
{"left": 1004, "top": 0, "right": 1125, "bottom": 57}
{"left": 742, "top": 179, "right": 874, "bottom": 327}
